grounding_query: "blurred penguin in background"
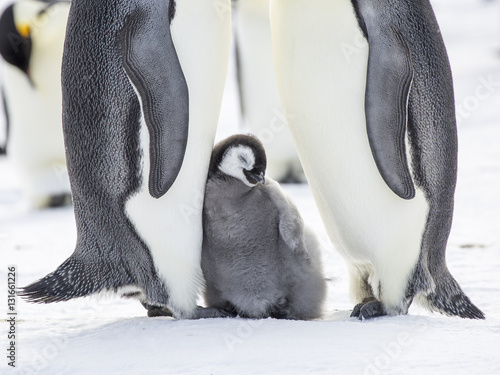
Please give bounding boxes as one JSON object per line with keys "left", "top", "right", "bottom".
{"left": 0, "top": 0, "right": 71, "bottom": 208}
{"left": 233, "top": 0, "right": 305, "bottom": 183}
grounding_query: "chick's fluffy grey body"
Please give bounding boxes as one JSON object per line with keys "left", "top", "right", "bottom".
{"left": 202, "top": 172, "right": 326, "bottom": 320}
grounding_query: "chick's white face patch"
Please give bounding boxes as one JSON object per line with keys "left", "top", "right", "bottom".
{"left": 219, "top": 145, "right": 256, "bottom": 187}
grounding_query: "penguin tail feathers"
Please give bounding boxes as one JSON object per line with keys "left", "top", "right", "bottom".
{"left": 18, "top": 257, "right": 97, "bottom": 304}
{"left": 418, "top": 271, "right": 485, "bottom": 320}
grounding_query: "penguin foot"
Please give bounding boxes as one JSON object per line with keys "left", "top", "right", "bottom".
{"left": 142, "top": 302, "right": 236, "bottom": 319}
{"left": 190, "top": 307, "right": 237, "bottom": 320}
{"left": 141, "top": 302, "right": 174, "bottom": 318}
{"left": 351, "top": 300, "right": 387, "bottom": 320}
{"left": 350, "top": 298, "right": 376, "bottom": 318}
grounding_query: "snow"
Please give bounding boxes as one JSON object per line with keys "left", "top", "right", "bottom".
{"left": 1, "top": 0, "right": 500, "bottom": 374}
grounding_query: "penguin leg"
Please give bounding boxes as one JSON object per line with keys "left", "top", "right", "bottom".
{"left": 348, "top": 265, "right": 376, "bottom": 304}
{"left": 417, "top": 207, "right": 485, "bottom": 319}
{"left": 142, "top": 302, "right": 235, "bottom": 319}
{"left": 350, "top": 297, "right": 378, "bottom": 318}
{"left": 374, "top": 262, "right": 417, "bottom": 318}
{"left": 141, "top": 302, "right": 174, "bottom": 318}
{"left": 189, "top": 307, "right": 237, "bottom": 320}
{"left": 355, "top": 300, "right": 387, "bottom": 321}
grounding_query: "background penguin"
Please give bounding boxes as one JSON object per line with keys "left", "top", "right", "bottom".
{"left": 232, "top": 0, "right": 305, "bottom": 183}
{"left": 0, "top": 0, "right": 71, "bottom": 208}
{"left": 20, "top": 0, "right": 232, "bottom": 319}
{"left": 201, "top": 134, "right": 326, "bottom": 320}
{"left": 270, "top": 0, "right": 484, "bottom": 319}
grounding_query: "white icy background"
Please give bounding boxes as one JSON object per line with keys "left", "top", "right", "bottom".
{"left": 1, "top": 0, "right": 499, "bottom": 374}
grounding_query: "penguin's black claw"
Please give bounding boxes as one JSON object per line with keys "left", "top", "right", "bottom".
{"left": 350, "top": 303, "right": 364, "bottom": 318}
{"left": 191, "top": 307, "right": 237, "bottom": 319}
{"left": 357, "top": 301, "right": 387, "bottom": 320}
{"left": 141, "top": 302, "right": 174, "bottom": 318}
{"left": 350, "top": 298, "right": 378, "bottom": 318}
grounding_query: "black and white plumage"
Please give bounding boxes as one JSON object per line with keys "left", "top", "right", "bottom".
{"left": 270, "top": 0, "right": 484, "bottom": 320}
{"left": 0, "top": 0, "right": 71, "bottom": 208}
{"left": 202, "top": 134, "right": 326, "bottom": 320}
{"left": 19, "top": 0, "right": 232, "bottom": 319}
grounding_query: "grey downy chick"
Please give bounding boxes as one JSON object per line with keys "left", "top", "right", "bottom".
{"left": 202, "top": 134, "right": 327, "bottom": 320}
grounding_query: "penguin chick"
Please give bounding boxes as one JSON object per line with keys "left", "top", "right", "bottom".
{"left": 201, "top": 134, "right": 327, "bottom": 320}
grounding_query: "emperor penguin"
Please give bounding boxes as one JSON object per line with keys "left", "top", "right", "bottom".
{"left": 0, "top": 0, "right": 71, "bottom": 208}
{"left": 233, "top": 0, "right": 305, "bottom": 183}
{"left": 270, "top": 0, "right": 485, "bottom": 319}
{"left": 20, "top": 0, "right": 232, "bottom": 319}
{"left": 202, "top": 134, "right": 326, "bottom": 320}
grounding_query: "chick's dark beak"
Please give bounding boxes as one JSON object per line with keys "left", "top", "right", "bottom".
{"left": 256, "top": 172, "right": 265, "bottom": 185}
{"left": 244, "top": 169, "right": 265, "bottom": 185}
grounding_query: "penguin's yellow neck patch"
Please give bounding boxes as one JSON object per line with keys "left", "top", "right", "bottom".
{"left": 17, "top": 23, "right": 31, "bottom": 39}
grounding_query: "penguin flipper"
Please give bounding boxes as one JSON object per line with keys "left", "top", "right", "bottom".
{"left": 120, "top": 3, "right": 189, "bottom": 199}
{"left": 265, "top": 179, "right": 304, "bottom": 251}
{"left": 357, "top": 4, "right": 415, "bottom": 200}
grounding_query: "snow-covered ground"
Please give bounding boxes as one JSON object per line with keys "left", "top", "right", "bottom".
{"left": 1, "top": 0, "right": 500, "bottom": 374}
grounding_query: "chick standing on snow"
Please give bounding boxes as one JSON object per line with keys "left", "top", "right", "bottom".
{"left": 202, "top": 134, "right": 326, "bottom": 320}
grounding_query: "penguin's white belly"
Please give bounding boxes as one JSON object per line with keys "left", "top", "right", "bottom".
{"left": 125, "top": 0, "right": 231, "bottom": 317}
{"left": 271, "top": 0, "right": 428, "bottom": 305}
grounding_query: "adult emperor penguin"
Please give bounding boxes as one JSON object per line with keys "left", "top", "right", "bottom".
{"left": 20, "top": 0, "right": 232, "bottom": 319}
{"left": 0, "top": 0, "right": 71, "bottom": 208}
{"left": 233, "top": 0, "right": 305, "bottom": 183}
{"left": 270, "top": 0, "right": 485, "bottom": 319}
{"left": 202, "top": 134, "right": 326, "bottom": 320}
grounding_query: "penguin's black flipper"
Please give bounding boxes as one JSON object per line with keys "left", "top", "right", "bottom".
{"left": 352, "top": 2, "right": 415, "bottom": 200}
{"left": 120, "top": 2, "right": 189, "bottom": 199}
